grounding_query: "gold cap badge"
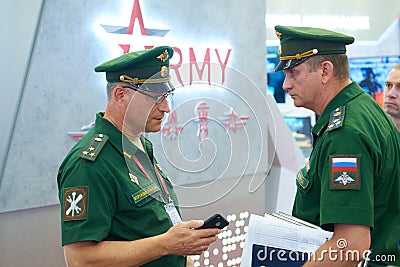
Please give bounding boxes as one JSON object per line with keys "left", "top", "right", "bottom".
{"left": 157, "top": 49, "right": 169, "bottom": 62}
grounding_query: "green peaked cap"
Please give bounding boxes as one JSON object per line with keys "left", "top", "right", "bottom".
{"left": 274, "top": 25, "right": 355, "bottom": 71}
{"left": 95, "top": 46, "right": 174, "bottom": 92}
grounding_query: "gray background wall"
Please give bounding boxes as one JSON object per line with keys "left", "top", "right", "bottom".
{"left": 0, "top": 0, "right": 268, "bottom": 214}
{"left": 0, "top": 0, "right": 43, "bottom": 194}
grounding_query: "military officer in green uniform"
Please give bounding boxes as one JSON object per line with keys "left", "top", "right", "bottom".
{"left": 274, "top": 26, "right": 400, "bottom": 266}
{"left": 57, "top": 46, "right": 219, "bottom": 267}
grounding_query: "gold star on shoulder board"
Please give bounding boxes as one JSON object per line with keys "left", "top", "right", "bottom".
{"left": 79, "top": 133, "right": 108, "bottom": 161}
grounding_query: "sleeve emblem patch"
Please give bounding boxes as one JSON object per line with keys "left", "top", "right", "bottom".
{"left": 296, "top": 167, "right": 310, "bottom": 190}
{"left": 330, "top": 156, "right": 360, "bottom": 190}
{"left": 63, "top": 186, "right": 88, "bottom": 221}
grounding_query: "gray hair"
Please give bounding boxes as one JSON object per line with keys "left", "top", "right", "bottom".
{"left": 106, "top": 82, "right": 126, "bottom": 100}
{"left": 306, "top": 54, "right": 351, "bottom": 82}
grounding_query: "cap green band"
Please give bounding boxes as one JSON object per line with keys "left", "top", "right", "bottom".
{"left": 95, "top": 46, "right": 174, "bottom": 92}
{"left": 281, "top": 40, "right": 347, "bottom": 58}
{"left": 119, "top": 75, "right": 170, "bottom": 84}
{"left": 104, "top": 65, "right": 171, "bottom": 83}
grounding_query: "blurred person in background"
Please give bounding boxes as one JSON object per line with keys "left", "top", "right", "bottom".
{"left": 384, "top": 64, "right": 400, "bottom": 132}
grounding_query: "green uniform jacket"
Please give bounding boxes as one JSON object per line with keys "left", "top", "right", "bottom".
{"left": 57, "top": 112, "right": 185, "bottom": 267}
{"left": 293, "top": 82, "right": 400, "bottom": 266}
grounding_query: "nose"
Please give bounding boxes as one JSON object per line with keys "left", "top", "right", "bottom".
{"left": 158, "top": 98, "right": 170, "bottom": 113}
{"left": 282, "top": 76, "right": 291, "bottom": 92}
{"left": 387, "top": 86, "right": 398, "bottom": 98}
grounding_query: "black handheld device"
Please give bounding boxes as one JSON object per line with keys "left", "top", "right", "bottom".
{"left": 198, "top": 213, "right": 229, "bottom": 229}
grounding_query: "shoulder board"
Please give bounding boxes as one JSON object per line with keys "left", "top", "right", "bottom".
{"left": 326, "top": 106, "right": 346, "bottom": 132}
{"left": 79, "top": 133, "right": 109, "bottom": 161}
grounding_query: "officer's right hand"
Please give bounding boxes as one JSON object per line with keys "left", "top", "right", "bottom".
{"left": 161, "top": 220, "right": 220, "bottom": 256}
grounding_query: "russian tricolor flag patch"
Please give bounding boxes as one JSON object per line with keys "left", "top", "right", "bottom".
{"left": 330, "top": 156, "right": 360, "bottom": 190}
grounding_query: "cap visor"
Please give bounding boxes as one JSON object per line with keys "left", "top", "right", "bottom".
{"left": 274, "top": 58, "right": 309, "bottom": 72}
{"left": 136, "top": 81, "right": 175, "bottom": 93}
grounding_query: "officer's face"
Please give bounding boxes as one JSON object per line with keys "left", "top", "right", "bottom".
{"left": 282, "top": 61, "right": 323, "bottom": 113}
{"left": 384, "top": 68, "right": 400, "bottom": 119}
{"left": 124, "top": 88, "right": 171, "bottom": 135}
{"left": 144, "top": 92, "right": 171, "bottom": 133}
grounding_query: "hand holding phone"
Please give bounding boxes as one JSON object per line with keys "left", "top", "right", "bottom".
{"left": 198, "top": 213, "right": 229, "bottom": 229}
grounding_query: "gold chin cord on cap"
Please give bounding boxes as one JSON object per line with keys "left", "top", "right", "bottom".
{"left": 119, "top": 74, "right": 170, "bottom": 84}
{"left": 280, "top": 49, "right": 319, "bottom": 61}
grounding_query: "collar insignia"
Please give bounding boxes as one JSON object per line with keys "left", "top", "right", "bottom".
{"left": 129, "top": 173, "right": 139, "bottom": 185}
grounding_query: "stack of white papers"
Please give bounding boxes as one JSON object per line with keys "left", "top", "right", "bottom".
{"left": 240, "top": 212, "right": 333, "bottom": 267}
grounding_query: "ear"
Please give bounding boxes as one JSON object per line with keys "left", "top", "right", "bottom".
{"left": 112, "top": 86, "right": 129, "bottom": 105}
{"left": 321, "top": 61, "right": 334, "bottom": 84}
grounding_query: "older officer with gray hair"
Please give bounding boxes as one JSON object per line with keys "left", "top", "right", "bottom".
{"left": 57, "top": 46, "right": 219, "bottom": 267}
{"left": 274, "top": 25, "right": 400, "bottom": 266}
